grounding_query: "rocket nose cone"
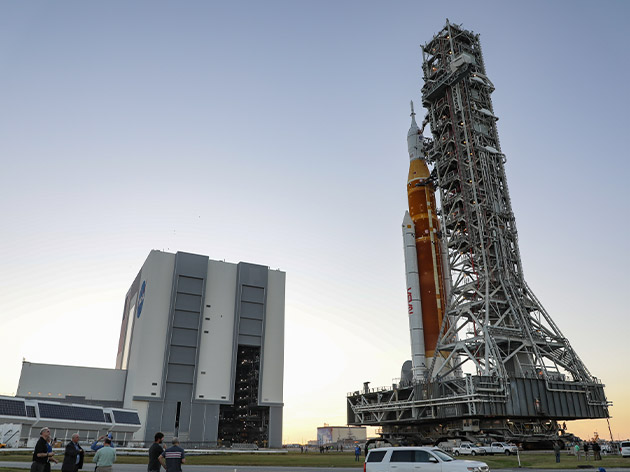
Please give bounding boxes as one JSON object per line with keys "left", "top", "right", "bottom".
{"left": 407, "top": 119, "right": 421, "bottom": 139}
{"left": 403, "top": 211, "right": 413, "bottom": 226}
{"left": 408, "top": 101, "right": 424, "bottom": 161}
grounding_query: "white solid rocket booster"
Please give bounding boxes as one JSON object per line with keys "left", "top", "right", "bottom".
{"left": 402, "top": 210, "right": 426, "bottom": 380}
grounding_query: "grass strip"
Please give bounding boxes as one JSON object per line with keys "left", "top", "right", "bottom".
{"left": 2, "top": 451, "right": 629, "bottom": 469}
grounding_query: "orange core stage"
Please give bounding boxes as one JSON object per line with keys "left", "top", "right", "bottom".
{"left": 407, "top": 158, "right": 447, "bottom": 358}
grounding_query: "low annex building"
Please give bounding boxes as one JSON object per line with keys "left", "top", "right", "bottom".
{"left": 317, "top": 426, "right": 367, "bottom": 445}
{"left": 0, "top": 395, "right": 140, "bottom": 447}
{"left": 12, "top": 250, "right": 286, "bottom": 447}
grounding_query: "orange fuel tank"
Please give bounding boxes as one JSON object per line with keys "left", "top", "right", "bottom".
{"left": 407, "top": 109, "right": 447, "bottom": 360}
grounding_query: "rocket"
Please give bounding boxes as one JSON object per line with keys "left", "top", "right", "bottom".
{"left": 403, "top": 101, "right": 447, "bottom": 381}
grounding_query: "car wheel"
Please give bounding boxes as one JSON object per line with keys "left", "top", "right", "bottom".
{"left": 505, "top": 451, "right": 511, "bottom": 455}
{"left": 472, "top": 451, "right": 476, "bottom": 456}
{"left": 455, "top": 451, "right": 459, "bottom": 456}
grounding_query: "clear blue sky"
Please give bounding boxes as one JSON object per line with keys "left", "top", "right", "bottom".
{"left": 1, "top": 0, "right": 628, "bottom": 443}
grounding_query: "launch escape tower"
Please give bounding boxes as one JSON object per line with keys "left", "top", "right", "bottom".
{"left": 347, "top": 21, "right": 609, "bottom": 444}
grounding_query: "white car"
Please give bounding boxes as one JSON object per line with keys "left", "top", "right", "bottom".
{"left": 621, "top": 441, "right": 630, "bottom": 458}
{"left": 482, "top": 442, "right": 518, "bottom": 455}
{"left": 364, "top": 446, "right": 489, "bottom": 472}
{"left": 452, "top": 443, "right": 486, "bottom": 456}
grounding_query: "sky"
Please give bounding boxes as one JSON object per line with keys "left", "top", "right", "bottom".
{"left": 1, "top": 0, "right": 629, "bottom": 444}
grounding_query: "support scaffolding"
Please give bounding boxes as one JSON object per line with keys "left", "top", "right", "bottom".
{"left": 347, "top": 20, "right": 610, "bottom": 445}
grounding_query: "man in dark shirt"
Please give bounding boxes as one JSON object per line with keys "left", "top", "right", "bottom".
{"left": 147, "top": 432, "right": 164, "bottom": 472}
{"left": 32, "top": 427, "right": 54, "bottom": 472}
{"left": 159, "top": 438, "right": 185, "bottom": 472}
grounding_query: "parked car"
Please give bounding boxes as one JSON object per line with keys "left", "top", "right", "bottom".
{"left": 621, "top": 441, "right": 630, "bottom": 458}
{"left": 364, "top": 446, "right": 489, "bottom": 472}
{"left": 452, "top": 443, "right": 486, "bottom": 456}
{"left": 481, "top": 442, "right": 518, "bottom": 455}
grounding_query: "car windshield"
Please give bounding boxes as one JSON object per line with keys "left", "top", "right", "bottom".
{"left": 432, "top": 449, "right": 454, "bottom": 462}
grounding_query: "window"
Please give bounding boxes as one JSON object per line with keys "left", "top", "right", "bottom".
{"left": 174, "top": 401, "right": 182, "bottom": 434}
{"left": 391, "top": 450, "right": 415, "bottom": 462}
{"left": 112, "top": 410, "right": 140, "bottom": 425}
{"left": 366, "top": 451, "right": 386, "bottom": 462}
{"left": 0, "top": 398, "right": 26, "bottom": 417}
{"left": 415, "top": 450, "right": 432, "bottom": 462}
{"left": 38, "top": 403, "right": 105, "bottom": 422}
{"left": 432, "top": 449, "right": 453, "bottom": 462}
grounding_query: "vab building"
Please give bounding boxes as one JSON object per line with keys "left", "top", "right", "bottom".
{"left": 12, "top": 250, "right": 285, "bottom": 447}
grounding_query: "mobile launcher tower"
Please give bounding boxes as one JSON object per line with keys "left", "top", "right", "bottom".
{"left": 347, "top": 21, "right": 610, "bottom": 444}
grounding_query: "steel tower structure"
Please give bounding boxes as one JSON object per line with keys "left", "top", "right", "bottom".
{"left": 347, "top": 21, "right": 609, "bottom": 444}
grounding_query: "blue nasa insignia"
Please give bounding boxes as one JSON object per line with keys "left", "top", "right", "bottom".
{"left": 137, "top": 281, "right": 146, "bottom": 318}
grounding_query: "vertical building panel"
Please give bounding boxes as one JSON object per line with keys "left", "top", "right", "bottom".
{"left": 116, "top": 272, "right": 140, "bottom": 370}
{"left": 195, "top": 261, "right": 238, "bottom": 401}
{"left": 162, "top": 252, "right": 208, "bottom": 439}
{"left": 189, "top": 403, "right": 206, "bottom": 440}
{"left": 268, "top": 406, "right": 283, "bottom": 448}
{"left": 130, "top": 400, "right": 149, "bottom": 441}
{"left": 260, "top": 270, "right": 285, "bottom": 405}
{"left": 123, "top": 251, "right": 176, "bottom": 406}
{"left": 203, "top": 404, "right": 220, "bottom": 443}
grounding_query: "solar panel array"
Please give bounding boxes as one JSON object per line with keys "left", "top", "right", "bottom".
{"left": 112, "top": 410, "right": 141, "bottom": 425}
{"left": 0, "top": 398, "right": 27, "bottom": 417}
{"left": 38, "top": 403, "right": 106, "bottom": 423}
{"left": 2, "top": 398, "right": 144, "bottom": 428}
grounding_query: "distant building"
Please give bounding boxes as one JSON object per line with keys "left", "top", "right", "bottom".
{"left": 317, "top": 425, "right": 366, "bottom": 445}
{"left": 13, "top": 250, "right": 285, "bottom": 447}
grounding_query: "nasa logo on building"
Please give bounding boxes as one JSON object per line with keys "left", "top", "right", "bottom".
{"left": 137, "top": 281, "right": 146, "bottom": 318}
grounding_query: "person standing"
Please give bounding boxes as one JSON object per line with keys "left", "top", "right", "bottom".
{"left": 92, "top": 435, "right": 115, "bottom": 452}
{"left": 574, "top": 443, "right": 581, "bottom": 460}
{"left": 148, "top": 432, "right": 165, "bottom": 472}
{"left": 159, "top": 438, "right": 185, "bottom": 472}
{"left": 592, "top": 442, "right": 601, "bottom": 460}
{"left": 583, "top": 442, "right": 590, "bottom": 461}
{"left": 31, "top": 427, "right": 55, "bottom": 472}
{"left": 553, "top": 442, "right": 561, "bottom": 463}
{"left": 354, "top": 445, "right": 361, "bottom": 461}
{"left": 45, "top": 436, "right": 59, "bottom": 472}
{"left": 62, "top": 434, "right": 84, "bottom": 472}
{"left": 93, "top": 438, "right": 116, "bottom": 472}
